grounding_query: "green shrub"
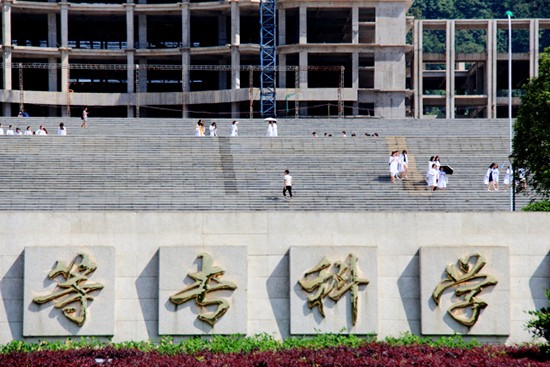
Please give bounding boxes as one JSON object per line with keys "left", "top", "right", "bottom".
{"left": 282, "top": 333, "right": 374, "bottom": 350}
{"left": 526, "top": 290, "right": 550, "bottom": 343}
{"left": 384, "top": 332, "right": 480, "bottom": 349}
{"left": 0, "top": 333, "right": 485, "bottom": 355}
{"left": 522, "top": 200, "right": 550, "bottom": 212}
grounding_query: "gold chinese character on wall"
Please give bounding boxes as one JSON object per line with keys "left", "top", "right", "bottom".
{"left": 169, "top": 253, "right": 237, "bottom": 327}
{"left": 298, "top": 253, "right": 369, "bottom": 326}
{"left": 33, "top": 253, "right": 104, "bottom": 327}
{"left": 432, "top": 253, "right": 498, "bottom": 327}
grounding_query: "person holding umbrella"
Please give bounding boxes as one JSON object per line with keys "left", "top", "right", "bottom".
{"left": 264, "top": 117, "right": 277, "bottom": 137}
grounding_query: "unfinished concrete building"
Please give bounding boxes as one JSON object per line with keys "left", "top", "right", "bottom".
{"left": 0, "top": 0, "right": 548, "bottom": 118}
{"left": 1, "top": 0, "right": 411, "bottom": 118}
{"left": 413, "top": 19, "right": 550, "bottom": 119}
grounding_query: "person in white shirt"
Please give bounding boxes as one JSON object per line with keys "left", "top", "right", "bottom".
{"left": 389, "top": 151, "right": 400, "bottom": 183}
{"left": 272, "top": 121, "right": 278, "bottom": 137}
{"left": 35, "top": 125, "right": 48, "bottom": 135}
{"left": 492, "top": 165, "right": 500, "bottom": 191}
{"left": 399, "top": 150, "right": 409, "bottom": 179}
{"left": 485, "top": 162, "right": 498, "bottom": 191}
{"left": 24, "top": 126, "right": 33, "bottom": 135}
{"left": 80, "top": 107, "right": 89, "bottom": 128}
{"left": 428, "top": 156, "right": 435, "bottom": 173}
{"left": 58, "top": 123, "right": 67, "bottom": 136}
{"left": 15, "top": 128, "right": 23, "bottom": 135}
{"left": 266, "top": 121, "right": 273, "bottom": 137}
{"left": 194, "top": 120, "right": 202, "bottom": 137}
{"left": 437, "top": 166, "right": 448, "bottom": 191}
{"left": 209, "top": 122, "right": 218, "bottom": 137}
{"left": 6, "top": 125, "right": 14, "bottom": 135}
{"left": 0, "top": 123, "right": 4, "bottom": 135}
{"left": 503, "top": 166, "right": 511, "bottom": 191}
{"left": 230, "top": 121, "right": 239, "bottom": 136}
{"left": 283, "top": 169, "right": 293, "bottom": 198}
{"left": 427, "top": 163, "right": 439, "bottom": 191}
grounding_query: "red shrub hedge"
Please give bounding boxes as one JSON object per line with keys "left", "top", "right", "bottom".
{"left": 0, "top": 343, "right": 547, "bottom": 367}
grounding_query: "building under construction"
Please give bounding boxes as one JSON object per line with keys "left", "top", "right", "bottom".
{"left": 1, "top": 0, "right": 549, "bottom": 118}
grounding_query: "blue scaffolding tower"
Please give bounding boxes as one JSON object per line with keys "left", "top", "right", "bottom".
{"left": 260, "top": 0, "right": 276, "bottom": 117}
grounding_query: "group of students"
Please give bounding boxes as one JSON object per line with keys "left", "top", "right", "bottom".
{"left": 194, "top": 120, "right": 240, "bottom": 137}
{"left": 265, "top": 120, "right": 278, "bottom": 137}
{"left": 0, "top": 123, "right": 66, "bottom": 136}
{"left": 388, "top": 150, "right": 409, "bottom": 183}
{"left": 426, "top": 156, "right": 448, "bottom": 191}
{"left": 312, "top": 131, "right": 379, "bottom": 138}
{"left": 483, "top": 163, "right": 514, "bottom": 191}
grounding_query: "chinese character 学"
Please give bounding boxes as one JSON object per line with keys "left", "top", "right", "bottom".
{"left": 432, "top": 253, "right": 498, "bottom": 327}
{"left": 298, "top": 253, "right": 369, "bottom": 326}
{"left": 169, "top": 253, "right": 237, "bottom": 327}
{"left": 33, "top": 253, "right": 104, "bottom": 327}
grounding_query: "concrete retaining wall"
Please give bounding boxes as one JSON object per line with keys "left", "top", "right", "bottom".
{"left": 0, "top": 211, "right": 548, "bottom": 343}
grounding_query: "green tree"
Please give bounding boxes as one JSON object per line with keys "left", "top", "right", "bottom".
{"left": 511, "top": 48, "right": 550, "bottom": 197}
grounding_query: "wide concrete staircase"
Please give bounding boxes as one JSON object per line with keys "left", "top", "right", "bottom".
{"left": 0, "top": 117, "right": 533, "bottom": 211}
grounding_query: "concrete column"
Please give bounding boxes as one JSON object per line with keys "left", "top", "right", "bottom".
{"left": 352, "top": 5, "right": 359, "bottom": 44}
{"left": 137, "top": 13, "right": 147, "bottom": 93}
{"left": 60, "top": 50, "right": 69, "bottom": 117}
{"left": 489, "top": 20, "right": 497, "bottom": 118}
{"left": 182, "top": 3, "right": 189, "bottom": 48}
{"left": 299, "top": 51, "right": 308, "bottom": 89}
{"left": 59, "top": 1, "right": 69, "bottom": 115}
{"left": 485, "top": 20, "right": 495, "bottom": 119}
{"left": 47, "top": 13, "right": 57, "bottom": 48}
{"left": 2, "top": 1, "right": 12, "bottom": 116}
{"left": 278, "top": 55, "right": 286, "bottom": 88}
{"left": 413, "top": 20, "right": 422, "bottom": 118}
{"left": 2, "top": 1, "right": 12, "bottom": 87}
{"left": 60, "top": 2, "right": 68, "bottom": 48}
{"left": 181, "top": 3, "right": 190, "bottom": 118}
{"left": 299, "top": 4, "right": 307, "bottom": 44}
{"left": 352, "top": 51, "right": 359, "bottom": 115}
{"left": 46, "top": 0, "right": 58, "bottom": 115}
{"left": 352, "top": 22, "right": 361, "bottom": 116}
{"left": 138, "top": 14, "right": 147, "bottom": 49}
{"left": 278, "top": 7, "right": 286, "bottom": 46}
{"left": 47, "top": 12, "right": 58, "bottom": 112}
{"left": 231, "top": 1, "right": 240, "bottom": 90}
{"left": 298, "top": 5, "right": 307, "bottom": 90}
{"left": 182, "top": 52, "right": 190, "bottom": 118}
{"left": 445, "top": 20, "right": 455, "bottom": 119}
{"left": 59, "top": 1, "right": 69, "bottom": 93}
{"left": 230, "top": 1, "right": 240, "bottom": 117}
{"left": 278, "top": 8, "right": 286, "bottom": 88}
{"left": 530, "top": 19, "right": 539, "bottom": 78}
{"left": 351, "top": 52, "right": 359, "bottom": 90}
{"left": 126, "top": 3, "right": 135, "bottom": 117}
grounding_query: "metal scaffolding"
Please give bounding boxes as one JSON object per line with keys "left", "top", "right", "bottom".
{"left": 259, "top": 0, "right": 276, "bottom": 117}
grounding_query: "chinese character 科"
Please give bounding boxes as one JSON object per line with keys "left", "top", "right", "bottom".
{"left": 33, "top": 253, "right": 104, "bottom": 327}
{"left": 169, "top": 253, "right": 237, "bottom": 327}
{"left": 298, "top": 253, "right": 369, "bottom": 326}
{"left": 432, "top": 253, "right": 498, "bottom": 327}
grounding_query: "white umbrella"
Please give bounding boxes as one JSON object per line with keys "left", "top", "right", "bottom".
{"left": 264, "top": 117, "right": 277, "bottom": 122}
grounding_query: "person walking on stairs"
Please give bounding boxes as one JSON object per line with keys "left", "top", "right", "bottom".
{"left": 283, "top": 170, "right": 293, "bottom": 199}
{"left": 80, "top": 107, "right": 89, "bottom": 128}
